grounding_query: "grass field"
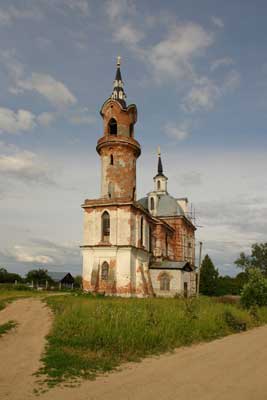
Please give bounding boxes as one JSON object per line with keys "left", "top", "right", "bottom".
{"left": 41, "top": 294, "right": 267, "bottom": 386}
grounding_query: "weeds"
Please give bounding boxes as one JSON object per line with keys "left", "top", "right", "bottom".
{"left": 40, "top": 295, "right": 267, "bottom": 386}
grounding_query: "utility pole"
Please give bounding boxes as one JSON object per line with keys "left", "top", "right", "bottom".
{"left": 197, "top": 241, "right": 203, "bottom": 297}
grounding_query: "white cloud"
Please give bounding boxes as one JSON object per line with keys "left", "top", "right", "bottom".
{"left": 163, "top": 122, "right": 190, "bottom": 141}
{"left": 69, "top": 114, "right": 96, "bottom": 125}
{"left": 11, "top": 245, "right": 54, "bottom": 264}
{"left": 37, "top": 112, "right": 57, "bottom": 127}
{"left": 143, "top": 22, "right": 214, "bottom": 83}
{"left": 0, "top": 5, "right": 43, "bottom": 25}
{"left": 183, "top": 79, "right": 221, "bottom": 111}
{"left": 16, "top": 73, "right": 77, "bottom": 109}
{"left": 113, "top": 23, "right": 144, "bottom": 46}
{"left": 211, "top": 16, "right": 224, "bottom": 28}
{"left": 105, "top": 0, "right": 136, "bottom": 21}
{"left": 0, "top": 149, "right": 54, "bottom": 184}
{"left": 210, "top": 57, "right": 234, "bottom": 71}
{"left": 0, "top": 107, "right": 36, "bottom": 134}
{"left": 224, "top": 69, "right": 240, "bottom": 91}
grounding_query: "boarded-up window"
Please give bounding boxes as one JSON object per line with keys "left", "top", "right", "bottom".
{"left": 101, "top": 262, "right": 109, "bottom": 281}
{"left": 160, "top": 273, "right": 170, "bottom": 291}
{"left": 102, "top": 212, "right": 110, "bottom": 242}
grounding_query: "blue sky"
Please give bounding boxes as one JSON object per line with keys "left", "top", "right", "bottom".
{"left": 0, "top": 0, "right": 267, "bottom": 277}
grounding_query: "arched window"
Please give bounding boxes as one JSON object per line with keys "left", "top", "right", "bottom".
{"left": 157, "top": 180, "right": 161, "bottom": 190}
{"left": 102, "top": 212, "right": 110, "bottom": 242}
{"left": 110, "top": 154, "right": 114, "bottom": 165}
{"left": 101, "top": 262, "right": 109, "bottom": 281}
{"left": 150, "top": 197, "right": 155, "bottom": 211}
{"left": 129, "top": 123, "right": 134, "bottom": 137}
{"left": 160, "top": 273, "right": 170, "bottom": 291}
{"left": 109, "top": 118, "right": 117, "bottom": 135}
{"left": 140, "top": 217, "right": 144, "bottom": 246}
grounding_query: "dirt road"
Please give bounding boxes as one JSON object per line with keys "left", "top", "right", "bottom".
{"left": 1, "top": 298, "right": 267, "bottom": 400}
{"left": 0, "top": 298, "right": 52, "bottom": 400}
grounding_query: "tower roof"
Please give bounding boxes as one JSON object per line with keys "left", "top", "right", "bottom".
{"left": 154, "top": 147, "right": 166, "bottom": 178}
{"left": 110, "top": 56, "right": 127, "bottom": 108}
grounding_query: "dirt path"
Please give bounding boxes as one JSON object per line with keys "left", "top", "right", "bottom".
{"left": 0, "top": 298, "right": 52, "bottom": 400}
{"left": 1, "top": 299, "right": 267, "bottom": 400}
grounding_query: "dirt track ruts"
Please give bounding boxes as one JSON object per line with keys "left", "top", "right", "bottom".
{"left": 1, "top": 298, "right": 267, "bottom": 400}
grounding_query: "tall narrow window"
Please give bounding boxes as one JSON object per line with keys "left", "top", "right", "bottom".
{"left": 129, "top": 123, "right": 134, "bottom": 137}
{"left": 150, "top": 197, "right": 155, "bottom": 211}
{"left": 102, "top": 212, "right": 110, "bottom": 242}
{"left": 165, "top": 233, "right": 168, "bottom": 256}
{"left": 140, "top": 217, "right": 144, "bottom": 246}
{"left": 160, "top": 273, "right": 170, "bottom": 291}
{"left": 101, "top": 262, "right": 109, "bottom": 281}
{"left": 108, "top": 182, "right": 114, "bottom": 199}
{"left": 149, "top": 226, "right": 152, "bottom": 253}
{"left": 157, "top": 180, "right": 161, "bottom": 190}
{"left": 109, "top": 118, "right": 117, "bottom": 135}
{"left": 110, "top": 154, "right": 114, "bottom": 165}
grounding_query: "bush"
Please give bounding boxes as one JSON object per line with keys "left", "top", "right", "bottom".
{"left": 241, "top": 268, "right": 267, "bottom": 308}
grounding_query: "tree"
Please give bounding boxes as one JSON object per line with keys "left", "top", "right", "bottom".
{"left": 241, "top": 268, "right": 267, "bottom": 308}
{"left": 235, "top": 243, "right": 267, "bottom": 276}
{"left": 74, "top": 275, "right": 82, "bottom": 288}
{"left": 0, "top": 267, "right": 23, "bottom": 283}
{"left": 25, "top": 269, "right": 53, "bottom": 285}
{"left": 199, "top": 254, "right": 219, "bottom": 296}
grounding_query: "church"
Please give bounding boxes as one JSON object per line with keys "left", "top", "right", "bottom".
{"left": 81, "top": 58, "right": 197, "bottom": 297}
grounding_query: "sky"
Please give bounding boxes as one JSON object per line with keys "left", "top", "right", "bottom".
{"left": 0, "top": 0, "right": 267, "bottom": 277}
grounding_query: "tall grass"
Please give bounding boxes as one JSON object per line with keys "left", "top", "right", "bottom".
{"left": 42, "top": 295, "right": 267, "bottom": 385}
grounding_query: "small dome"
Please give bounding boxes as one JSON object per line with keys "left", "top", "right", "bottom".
{"left": 137, "top": 194, "right": 184, "bottom": 217}
{"left": 157, "top": 194, "right": 184, "bottom": 217}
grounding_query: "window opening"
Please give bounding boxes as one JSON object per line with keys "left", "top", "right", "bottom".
{"left": 102, "top": 212, "right": 110, "bottom": 242}
{"left": 109, "top": 118, "right": 117, "bottom": 135}
{"left": 101, "top": 262, "right": 109, "bottom": 281}
{"left": 160, "top": 273, "right": 170, "bottom": 291}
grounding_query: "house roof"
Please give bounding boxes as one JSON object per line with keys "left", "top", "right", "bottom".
{"left": 149, "top": 261, "right": 195, "bottom": 271}
{"left": 47, "top": 271, "right": 73, "bottom": 282}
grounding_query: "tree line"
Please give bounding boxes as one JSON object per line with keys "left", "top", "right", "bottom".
{"left": 200, "top": 242, "right": 267, "bottom": 299}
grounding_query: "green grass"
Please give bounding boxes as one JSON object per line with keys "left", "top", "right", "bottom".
{"left": 0, "top": 320, "right": 17, "bottom": 337}
{"left": 40, "top": 294, "right": 267, "bottom": 386}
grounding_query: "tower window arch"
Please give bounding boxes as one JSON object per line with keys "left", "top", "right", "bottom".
{"left": 102, "top": 211, "right": 110, "bottom": 242}
{"left": 157, "top": 180, "right": 161, "bottom": 190}
{"left": 150, "top": 197, "right": 155, "bottom": 211}
{"left": 160, "top": 273, "right": 170, "bottom": 291}
{"left": 110, "top": 154, "right": 114, "bottom": 165}
{"left": 109, "top": 118, "right": 117, "bottom": 135}
{"left": 101, "top": 262, "right": 109, "bottom": 281}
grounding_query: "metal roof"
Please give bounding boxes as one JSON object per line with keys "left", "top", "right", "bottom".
{"left": 149, "top": 261, "right": 194, "bottom": 271}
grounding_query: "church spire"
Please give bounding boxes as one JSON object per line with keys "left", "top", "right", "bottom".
{"left": 157, "top": 146, "right": 163, "bottom": 175}
{"left": 111, "top": 56, "right": 127, "bottom": 108}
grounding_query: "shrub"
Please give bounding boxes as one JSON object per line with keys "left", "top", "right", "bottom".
{"left": 241, "top": 268, "right": 267, "bottom": 308}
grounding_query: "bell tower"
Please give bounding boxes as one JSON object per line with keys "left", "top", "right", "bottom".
{"left": 96, "top": 57, "right": 141, "bottom": 200}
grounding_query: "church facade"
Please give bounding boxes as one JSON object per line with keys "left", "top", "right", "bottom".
{"left": 81, "top": 59, "right": 197, "bottom": 297}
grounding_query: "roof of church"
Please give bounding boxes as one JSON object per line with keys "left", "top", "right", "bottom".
{"left": 138, "top": 194, "right": 185, "bottom": 217}
{"left": 150, "top": 261, "right": 194, "bottom": 271}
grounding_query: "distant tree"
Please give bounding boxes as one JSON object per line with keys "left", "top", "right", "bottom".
{"left": 74, "top": 275, "right": 82, "bottom": 288}
{"left": 0, "top": 267, "right": 23, "bottom": 283}
{"left": 235, "top": 243, "right": 267, "bottom": 276}
{"left": 199, "top": 254, "right": 219, "bottom": 296}
{"left": 25, "top": 269, "right": 53, "bottom": 285}
{"left": 241, "top": 268, "right": 267, "bottom": 308}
